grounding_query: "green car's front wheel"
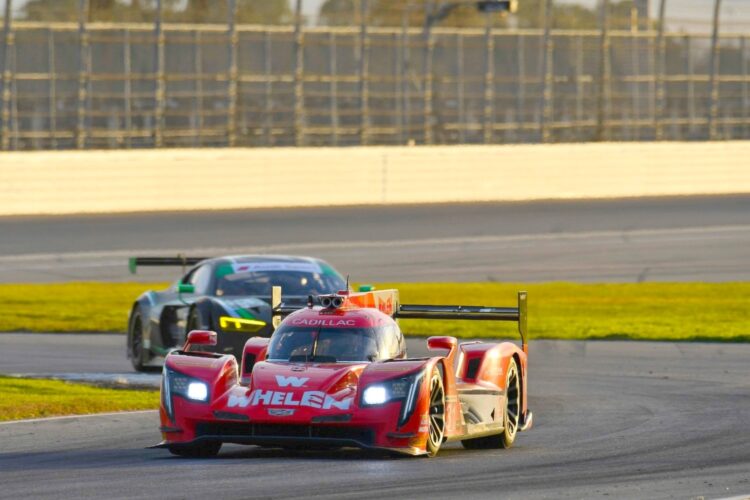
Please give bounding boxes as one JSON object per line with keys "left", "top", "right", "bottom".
{"left": 128, "top": 307, "right": 149, "bottom": 372}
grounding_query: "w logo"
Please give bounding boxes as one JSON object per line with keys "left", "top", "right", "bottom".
{"left": 275, "top": 375, "right": 309, "bottom": 387}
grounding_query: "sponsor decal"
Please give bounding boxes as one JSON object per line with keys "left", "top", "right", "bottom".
{"left": 291, "top": 318, "right": 356, "bottom": 327}
{"left": 275, "top": 375, "right": 308, "bottom": 387}
{"left": 268, "top": 408, "right": 295, "bottom": 417}
{"left": 228, "top": 390, "right": 352, "bottom": 410}
{"left": 418, "top": 414, "right": 430, "bottom": 433}
{"left": 231, "top": 262, "right": 321, "bottom": 274}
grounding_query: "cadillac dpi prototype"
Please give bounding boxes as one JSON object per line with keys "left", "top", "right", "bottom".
{"left": 126, "top": 255, "right": 347, "bottom": 371}
{"left": 154, "top": 287, "right": 532, "bottom": 457}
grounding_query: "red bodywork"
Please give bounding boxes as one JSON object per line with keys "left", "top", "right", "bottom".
{"left": 156, "top": 289, "right": 531, "bottom": 456}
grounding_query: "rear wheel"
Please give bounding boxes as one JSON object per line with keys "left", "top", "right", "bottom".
{"left": 128, "top": 308, "right": 148, "bottom": 372}
{"left": 425, "top": 369, "right": 445, "bottom": 457}
{"left": 461, "top": 358, "right": 520, "bottom": 450}
{"left": 167, "top": 441, "right": 222, "bottom": 458}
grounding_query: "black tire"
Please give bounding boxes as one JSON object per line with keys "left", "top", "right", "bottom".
{"left": 186, "top": 307, "right": 209, "bottom": 333}
{"left": 461, "top": 358, "right": 521, "bottom": 450}
{"left": 425, "top": 369, "right": 445, "bottom": 457}
{"left": 168, "top": 441, "right": 222, "bottom": 458}
{"left": 128, "top": 307, "right": 149, "bottom": 372}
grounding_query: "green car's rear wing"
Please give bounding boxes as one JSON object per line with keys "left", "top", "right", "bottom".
{"left": 395, "top": 291, "right": 528, "bottom": 353}
{"left": 128, "top": 255, "right": 211, "bottom": 274}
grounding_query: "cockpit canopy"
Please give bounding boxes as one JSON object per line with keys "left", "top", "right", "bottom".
{"left": 267, "top": 324, "right": 406, "bottom": 363}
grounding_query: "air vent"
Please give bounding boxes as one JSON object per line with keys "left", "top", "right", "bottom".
{"left": 465, "top": 358, "right": 481, "bottom": 379}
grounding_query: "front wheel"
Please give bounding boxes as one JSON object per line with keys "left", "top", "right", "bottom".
{"left": 128, "top": 307, "right": 149, "bottom": 372}
{"left": 168, "top": 441, "right": 222, "bottom": 458}
{"left": 425, "top": 369, "right": 445, "bottom": 457}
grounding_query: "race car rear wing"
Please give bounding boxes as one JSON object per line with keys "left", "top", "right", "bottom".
{"left": 271, "top": 286, "right": 528, "bottom": 352}
{"left": 128, "top": 255, "right": 211, "bottom": 274}
{"left": 395, "top": 292, "right": 528, "bottom": 353}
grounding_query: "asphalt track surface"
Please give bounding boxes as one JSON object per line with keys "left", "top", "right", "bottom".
{"left": 1, "top": 334, "right": 750, "bottom": 499}
{"left": 2, "top": 194, "right": 750, "bottom": 283}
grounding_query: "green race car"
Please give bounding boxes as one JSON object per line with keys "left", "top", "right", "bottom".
{"left": 126, "top": 254, "right": 347, "bottom": 372}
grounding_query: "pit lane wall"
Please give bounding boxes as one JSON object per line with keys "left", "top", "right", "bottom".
{"left": 2, "top": 142, "right": 749, "bottom": 215}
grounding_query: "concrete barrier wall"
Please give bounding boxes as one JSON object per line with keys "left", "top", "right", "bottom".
{"left": 1, "top": 142, "right": 749, "bottom": 215}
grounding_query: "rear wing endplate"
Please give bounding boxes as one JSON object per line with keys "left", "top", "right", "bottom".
{"left": 128, "top": 255, "right": 211, "bottom": 274}
{"left": 396, "top": 292, "right": 528, "bottom": 352}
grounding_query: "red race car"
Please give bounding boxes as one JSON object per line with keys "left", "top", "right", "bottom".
{"left": 153, "top": 287, "right": 532, "bottom": 457}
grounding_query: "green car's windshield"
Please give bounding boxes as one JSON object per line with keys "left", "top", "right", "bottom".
{"left": 214, "top": 270, "right": 345, "bottom": 297}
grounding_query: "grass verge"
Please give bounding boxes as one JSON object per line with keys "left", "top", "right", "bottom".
{"left": 0, "top": 376, "right": 159, "bottom": 422}
{"left": 1, "top": 282, "right": 748, "bottom": 342}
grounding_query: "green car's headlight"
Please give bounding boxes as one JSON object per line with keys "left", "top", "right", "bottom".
{"left": 219, "top": 316, "right": 266, "bottom": 333}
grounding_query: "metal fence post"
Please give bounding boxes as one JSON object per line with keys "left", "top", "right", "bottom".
{"left": 195, "top": 30, "right": 204, "bottom": 147}
{"left": 707, "top": 0, "right": 722, "bottom": 140}
{"left": 47, "top": 28, "right": 57, "bottom": 149}
{"left": 516, "top": 33, "right": 526, "bottom": 139}
{"left": 456, "top": 33, "right": 465, "bottom": 144}
{"left": 595, "top": 0, "right": 611, "bottom": 141}
{"left": 401, "top": 6, "right": 411, "bottom": 144}
{"left": 685, "top": 35, "right": 695, "bottom": 137}
{"left": 654, "top": 0, "right": 666, "bottom": 140}
{"left": 329, "top": 31, "right": 339, "bottom": 146}
{"left": 482, "top": 16, "right": 494, "bottom": 144}
{"left": 393, "top": 31, "right": 401, "bottom": 145}
{"left": 124, "top": 28, "right": 132, "bottom": 148}
{"left": 154, "top": 0, "right": 165, "bottom": 147}
{"left": 76, "top": 0, "right": 90, "bottom": 149}
{"left": 293, "top": 0, "right": 304, "bottom": 147}
{"left": 423, "top": 0, "right": 435, "bottom": 144}
{"left": 539, "top": 0, "right": 554, "bottom": 143}
{"left": 263, "top": 30, "right": 272, "bottom": 146}
{"left": 227, "top": 0, "right": 238, "bottom": 147}
{"left": 0, "top": 0, "right": 10, "bottom": 151}
{"left": 630, "top": 6, "right": 640, "bottom": 140}
{"left": 742, "top": 36, "right": 748, "bottom": 138}
{"left": 575, "top": 34, "right": 584, "bottom": 139}
{"left": 358, "top": 0, "right": 369, "bottom": 145}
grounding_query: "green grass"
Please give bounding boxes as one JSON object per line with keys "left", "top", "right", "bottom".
{"left": 387, "top": 282, "right": 750, "bottom": 342}
{"left": 1, "top": 282, "right": 749, "bottom": 342}
{"left": 0, "top": 376, "right": 159, "bottom": 422}
{"left": 0, "top": 282, "right": 166, "bottom": 332}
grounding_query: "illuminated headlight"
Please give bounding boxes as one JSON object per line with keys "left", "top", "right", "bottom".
{"left": 362, "top": 385, "right": 388, "bottom": 405}
{"left": 187, "top": 382, "right": 208, "bottom": 402}
{"left": 220, "top": 316, "right": 267, "bottom": 333}
{"left": 360, "top": 369, "right": 425, "bottom": 427}
{"left": 162, "top": 367, "right": 211, "bottom": 420}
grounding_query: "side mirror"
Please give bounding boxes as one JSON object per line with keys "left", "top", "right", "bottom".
{"left": 358, "top": 284, "right": 375, "bottom": 292}
{"left": 427, "top": 336, "right": 457, "bottom": 353}
{"left": 184, "top": 330, "right": 217, "bottom": 351}
{"left": 178, "top": 283, "right": 195, "bottom": 294}
{"left": 428, "top": 336, "right": 458, "bottom": 371}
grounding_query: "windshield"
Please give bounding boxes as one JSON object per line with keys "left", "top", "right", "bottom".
{"left": 214, "top": 270, "right": 345, "bottom": 297}
{"left": 267, "top": 326, "right": 387, "bottom": 362}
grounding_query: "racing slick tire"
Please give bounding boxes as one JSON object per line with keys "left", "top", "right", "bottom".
{"left": 128, "top": 307, "right": 150, "bottom": 372}
{"left": 461, "top": 358, "right": 520, "bottom": 450}
{"left": 167, "top": 441, "right": 222, "bottom": 458}
{"left": 425, "top": 368, "right": 446, "bottom": 457}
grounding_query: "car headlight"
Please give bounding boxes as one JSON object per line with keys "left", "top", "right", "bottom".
{"left": 187, "top": 381, "right": 208, "bottom": 402}
{"left": 219, "top": 316, "right": 266, "bottom": 333}
{"left": 360, "top": 369, "right": 425, "bottom": 427}
{"left": 162, "top": 367, "right": 210, "bottom": 420}
{"left": 362, "top": 385, "right": 388, "bottom": 405}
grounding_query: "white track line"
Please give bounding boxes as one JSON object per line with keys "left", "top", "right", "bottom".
{"left": 0, "top": 409, "right": 157, "bottom": 426}
{"left": 2, "top": 224, "right": 749, "bottom": 263}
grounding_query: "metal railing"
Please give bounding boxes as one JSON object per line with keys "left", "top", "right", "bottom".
{"left": 0, "top": 4, "right": 748, "bottom": 150}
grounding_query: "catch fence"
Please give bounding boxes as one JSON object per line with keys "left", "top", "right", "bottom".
{"left": 0, "top": 19, "right": 748, "bottom": 149}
